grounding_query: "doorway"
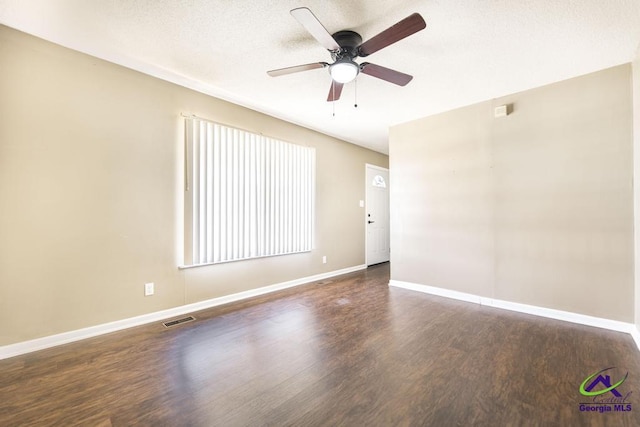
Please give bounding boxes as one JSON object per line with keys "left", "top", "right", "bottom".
{"left": 365, "top": 164, "right": 390, "bottom": 266}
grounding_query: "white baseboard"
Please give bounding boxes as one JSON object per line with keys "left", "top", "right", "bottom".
{"left": 389, "top": 279, "right": 640, "bottom": 351}
{"left": 0, "top": 264, "right": 366, "bottom": 360}
{"left": 388, "top": 280, "right": 482, "bottom": 305}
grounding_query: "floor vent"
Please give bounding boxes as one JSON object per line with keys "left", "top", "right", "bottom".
{"left": 162, "top": 316, "right": 196, "bottom": 328}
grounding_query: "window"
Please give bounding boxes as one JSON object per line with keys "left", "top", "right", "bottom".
{"left": 183, "top": 117, "right": 315, "bottom": 267}
{"left": 372, "top": 175, "right": 387, "bottom": 188}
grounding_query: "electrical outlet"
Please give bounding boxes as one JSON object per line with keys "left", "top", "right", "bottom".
{"left": 322, "top": 256, "right": 327, "bottom": 264}
{"left": 144, "top": 282, "right": 154, "bottom": 296}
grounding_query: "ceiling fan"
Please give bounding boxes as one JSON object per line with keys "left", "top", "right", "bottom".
{"left": 267, "top": 7, "right": 426, "bottom": 102}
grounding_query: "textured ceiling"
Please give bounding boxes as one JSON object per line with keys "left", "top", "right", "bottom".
{"left": 1, "top": 0, "right": 639, "bottom": 154}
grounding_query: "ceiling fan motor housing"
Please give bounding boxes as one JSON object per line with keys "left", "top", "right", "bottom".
{"left": 331, "top": 30, "right": 362, "bottom": 61}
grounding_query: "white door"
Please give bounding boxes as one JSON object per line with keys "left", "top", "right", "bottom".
{"left": 366, "top": 165, "right": 390, "bottom": 265}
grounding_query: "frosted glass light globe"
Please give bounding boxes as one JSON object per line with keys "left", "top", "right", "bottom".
{"left": 330, "top": 60, "right": 359, "bottom": 83}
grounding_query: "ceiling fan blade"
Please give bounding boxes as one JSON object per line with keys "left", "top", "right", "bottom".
{"left": 358, "top": 13, "right": 426, "bottom": 57}
{"left": 360, "top": 62, "right": 413, "bottom": 86}
{"left": 327, "top": 81, "right": 344, "bottom": 102}
{"left": 291, "top": 7, "right": 340, "bottom": 51}
{"left": 267, "top": 62, "right": 328, "bottom": 77}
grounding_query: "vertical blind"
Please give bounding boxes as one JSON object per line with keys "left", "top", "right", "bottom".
{"left": 183, "top": 117, "right": 315, "bottom": 266}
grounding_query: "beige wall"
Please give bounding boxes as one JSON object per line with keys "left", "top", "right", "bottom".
{"left": 390, "top": 64, "right": 634, "bottom": 322}
{"left": 0, "top": 25, "right": 387, "bottom": 346}
{"left": 634, "top": 50, "right": 640, "bottom": 329}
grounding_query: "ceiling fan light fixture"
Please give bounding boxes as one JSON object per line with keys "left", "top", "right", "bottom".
{"left": 330, "top": 60, "right": 359, "bottom": 83}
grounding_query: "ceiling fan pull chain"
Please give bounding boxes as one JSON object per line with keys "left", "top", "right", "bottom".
{"left": 354, "top": 77, "right": 358, "bottom": 108}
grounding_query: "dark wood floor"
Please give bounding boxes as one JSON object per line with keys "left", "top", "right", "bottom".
{"left": 1, "top": 263, "right": 639, "bottom": 426}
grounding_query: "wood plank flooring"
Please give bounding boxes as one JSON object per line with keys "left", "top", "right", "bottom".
{"left": 1, "top": 263, "right": 640, "bottom": 426}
